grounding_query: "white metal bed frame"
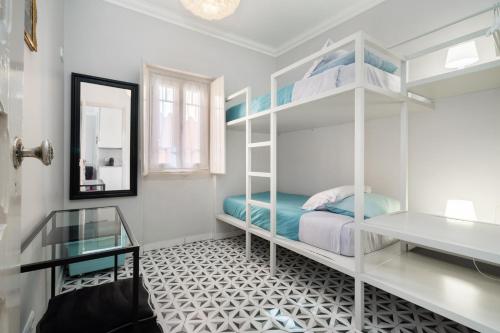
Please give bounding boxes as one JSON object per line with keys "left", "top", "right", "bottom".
{"left": 217, "top": 31, "right": 427, "bottom": 331}
{"left": 217, "top": 4, "right": 500, "bottom": 329}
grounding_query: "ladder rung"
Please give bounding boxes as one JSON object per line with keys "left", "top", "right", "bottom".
{"left": 248, "top": 200, "right": 271, "bottom": 209}
{"left": 248, "top": 141, "right": 271, "bottom": 148}
{"left": 248, "top": 172, "right": 271, "bottom": 178}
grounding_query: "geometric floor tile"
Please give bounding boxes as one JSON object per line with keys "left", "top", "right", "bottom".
{"left": 62, "top": 235, "right": 477, "bottom": 333}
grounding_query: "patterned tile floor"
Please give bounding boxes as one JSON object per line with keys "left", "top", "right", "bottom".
{"left": 62, "top": 236, "right": 476, "bottom": 333}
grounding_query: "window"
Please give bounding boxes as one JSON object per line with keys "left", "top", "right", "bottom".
{"left": 143, "top": 65, "right": 225, "bottom": 175}
{"left": 148, "top": 71, "right": 209, "bottom": 173}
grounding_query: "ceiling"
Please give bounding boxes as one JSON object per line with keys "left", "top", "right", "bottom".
{"left": 104, "top": 0, "right": 387, "bottom": 56}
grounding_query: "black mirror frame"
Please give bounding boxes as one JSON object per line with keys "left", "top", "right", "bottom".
{"left": 70, "top": 73, "right": 139, "bottom": 200}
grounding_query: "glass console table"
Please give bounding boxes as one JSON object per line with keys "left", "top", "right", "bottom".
{"left": 20, "top": 206, "right": 145, "bottom": 331}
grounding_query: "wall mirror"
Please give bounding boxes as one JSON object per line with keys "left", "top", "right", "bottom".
{"left": 70, "top": 73, "right": 138, "bottom": 199}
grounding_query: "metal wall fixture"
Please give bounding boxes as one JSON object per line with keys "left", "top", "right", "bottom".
{"left": 12, "top": 137, "right": 54, "bottom": 169}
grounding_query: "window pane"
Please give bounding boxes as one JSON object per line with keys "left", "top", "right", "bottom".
{"left": 148, "top": 71, "right": 208, "bottom": 173}
{"left": 183, "top": 85, "right": 202, "bottom": 169}
{"left": 150, "top": 74, "right": 181, "bottom": 171}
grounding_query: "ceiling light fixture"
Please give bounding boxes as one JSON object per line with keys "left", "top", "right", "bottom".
{"left": 180, "top": 0, "right": 240, "bottom": 21}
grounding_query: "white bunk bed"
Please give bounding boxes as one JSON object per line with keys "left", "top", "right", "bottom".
{"left": 216, "top": 31, "right": 433, "bottom": 331}
{"left": 215, "top": 4, "right": 500, "bottom": 331}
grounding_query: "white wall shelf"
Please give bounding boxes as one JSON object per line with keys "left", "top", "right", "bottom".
{"left": 407, "top": 59, "right": 500, "bottom": 99}
{"left": 361, "top": 212, "right": 500, "bottom": 265}
{"left": 363, "top": 246, "right": 500, "bottom": 333}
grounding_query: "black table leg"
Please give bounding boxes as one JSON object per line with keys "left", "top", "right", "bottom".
{"left": 51, "top": 266, "right": 55, "bottom": 298}
{"left": 114, "top": 255, "right": 118, "bottom": 281}
{"left": 132, "top": 248, "right": 139, "bottom": 324}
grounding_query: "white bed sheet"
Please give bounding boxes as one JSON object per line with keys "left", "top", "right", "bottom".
{"left": 298, "top": 211, "right": 397, "bottom": 256}
{"left": 291, "top": 63, "right": 401, "bottom": 102}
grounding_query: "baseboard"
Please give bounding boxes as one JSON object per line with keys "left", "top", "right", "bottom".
{"left": 142, "top": 230, "right": 243, "bottom": 252}
{"left": 212, "top": 230, "right": 244, "bottom": 240}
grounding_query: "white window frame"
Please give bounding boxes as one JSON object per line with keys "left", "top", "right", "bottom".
{"left": 142, "top": 64, "right": 225, "bottom": 176}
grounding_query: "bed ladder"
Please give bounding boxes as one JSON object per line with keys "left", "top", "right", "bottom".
{"left": 243, "top": 87, "right": 278, "bottom": 276}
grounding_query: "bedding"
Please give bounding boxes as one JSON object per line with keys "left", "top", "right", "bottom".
{"left": 223, "top": 192, "right": 308, "bottom": 240}
{"left": 223, "top": 191, "right": 399, "bottom": 256}
{"left": 325, "top": 192, "right": 401, "bottom": 218}
{"left": 226, "top": 84, "right": 294, "bottom": 122}
{"left": 226, "top": 63, "right": 401, "bottom": 122}
{"left": 309, "top": 49, "right": 398, "bottom": 77}
{"left": 298, "top": 211, "right": 397, "bottom": 256}
{"left": 301, "top": 185, "right": 372, "bottom": 211}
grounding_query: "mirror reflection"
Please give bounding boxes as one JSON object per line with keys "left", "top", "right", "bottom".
{"left": 80, "top": 83, "right": 131, "bottom": 192}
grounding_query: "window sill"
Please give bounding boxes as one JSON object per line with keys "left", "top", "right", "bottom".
{"left": 144, "top": 170, "right": 211, "bottom": 180}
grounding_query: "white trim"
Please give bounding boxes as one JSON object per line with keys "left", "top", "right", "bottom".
{"left": 142, "top": 231, "right": 243, "bottom": 252}
{"left": 104, "top": 0, "right": 275, "bottom": 56}
{"left": 274, "top": 0, "right": 388, "bottom": 56}
{"left": 104, "top": 0, "right": 387, "bottom": 57}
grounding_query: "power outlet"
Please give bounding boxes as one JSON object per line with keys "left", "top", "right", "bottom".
{"left": 22, "top": 310, "right": 35, "bottom": 333}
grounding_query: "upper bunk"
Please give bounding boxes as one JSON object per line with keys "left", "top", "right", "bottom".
{"left": 404, "top": 3, "right": 500, "bottom": 100}
{"left": 225, "top": 31, "right": 433, "bottom": 134}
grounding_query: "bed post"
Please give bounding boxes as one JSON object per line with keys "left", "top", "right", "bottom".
{"left": 270, "top": 76, "right": 278, "bottom": 276}
{"left": 400, "top": 60, "right": 409, "bottom": 253}
{"left": 245, "top": 87, "right": 252, "bottom": 260}
{"left": 354, "top": 32, "right": 365, "bottom": 332}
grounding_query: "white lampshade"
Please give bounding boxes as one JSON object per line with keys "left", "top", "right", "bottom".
{"left": 445, "top": 199, "right": 477, "bottom": 221}
{"left": 445, "top": 41, "right": 479, "bottom": 69}
{"left": 181, "top": 0, "right": 240, "bottom": 21}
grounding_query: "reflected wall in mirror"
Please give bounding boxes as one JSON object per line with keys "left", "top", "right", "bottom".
{"left": 70, "top": 73, "right": 138, "bottom": 199}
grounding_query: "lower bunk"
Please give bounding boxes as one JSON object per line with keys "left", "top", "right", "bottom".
{"left": 217, "top": 190, "right": 401, "bottom": 276}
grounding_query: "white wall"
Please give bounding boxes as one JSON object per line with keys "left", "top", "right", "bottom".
{"left": 277, "top": 117, "right": 401, "bottom": 199}
{"left": 21, "top": 0, "right": 65, "bottom": 327}
{"left": 409, "top": 89, "right": 500, "bottom": 222}
{"left": 276, "top": 0, "right": 500, "bottom": 223}
{"left": 63, "top": 0, "right": 276, "bottom": 246}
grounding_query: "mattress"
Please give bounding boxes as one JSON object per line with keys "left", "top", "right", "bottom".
{"left": 298, "top": 211, "right": 397, "bottom": 256}
{"left": 223, "top": 192, "right": 308, "bottom": 240}
{"left": 226, "top": 63, "right": 401, "bottom": 122}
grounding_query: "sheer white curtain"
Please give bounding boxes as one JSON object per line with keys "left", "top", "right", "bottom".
{"left": 148, "top": 72, "right": 208, "bottom": 172}
{"left": 182, "top": 81, "right": 209, "bottom": 170}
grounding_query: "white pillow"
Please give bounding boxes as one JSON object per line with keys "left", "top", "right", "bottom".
{"left": 302, "top": 185, "right": 372, "bottom": 211}
{"left": 302, "top": 39, "right": 334, "bottom": 79}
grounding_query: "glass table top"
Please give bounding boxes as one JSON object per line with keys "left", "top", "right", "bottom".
{"left": 21, "top": 206, "right": 137, "bottom": 270}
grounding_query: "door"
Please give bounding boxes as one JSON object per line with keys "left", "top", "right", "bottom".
{"left": 0, "top": 1, "right": 25, "bottom": 332}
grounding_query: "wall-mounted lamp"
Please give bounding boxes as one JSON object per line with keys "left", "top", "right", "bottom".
{"left": 445, "top": 199, "right": 477, "bottom": 221}
{"left": 445, "top": 41, "right": 479, "bottom": 69}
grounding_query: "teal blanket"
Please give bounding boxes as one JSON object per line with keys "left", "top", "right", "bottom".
{"left": 223, "top": 192, "right": 308, "bottom": 240}
{"left": 226, "top": 84, "right": 294, "bottom": 122}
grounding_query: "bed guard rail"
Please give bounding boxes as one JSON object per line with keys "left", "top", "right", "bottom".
{"left": 270, "top": 31, "right": 407, "bottom": 107}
